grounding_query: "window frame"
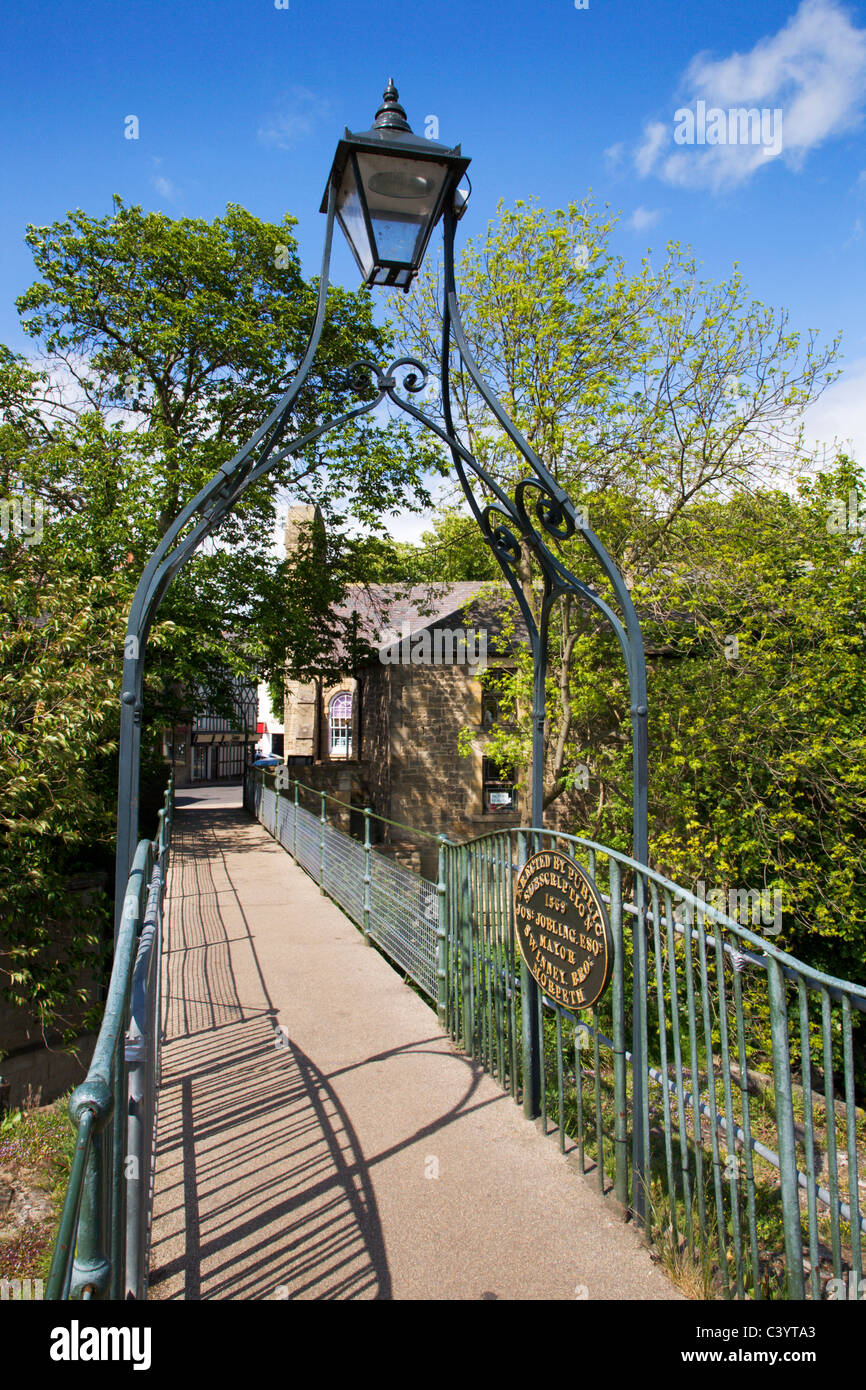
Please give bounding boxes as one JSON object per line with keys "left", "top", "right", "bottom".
{"left": 328, "top": 691, "right": 353, "bottom": 759}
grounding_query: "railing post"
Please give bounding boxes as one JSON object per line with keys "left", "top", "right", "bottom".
{"left": 459, "top": 848, "right": 474, "bottom": 1055}
{"left": 516, "top": 830, "right": 541, "bottom": 1120}
{"left": 609, "top": 858, "right": 628, "bottom": 1214}
{"left": 767, "top": 956, "right": 806, "bottom": 1298}
{"left": 631, "top": 866, "right": 650, "bottom": 1225}
{"left": 68, "top": 1081, "right": 114, "bottom": 1300}
{"left": 109, "top": 1028, "right": 127, "bottom": 1299}
{"left": 125, "top": 857, "right": 162, "bottom": 1300}
{"left": 436, "top": 836, "right": 449, "bottom": 1027}
{"left": 363, "top": 808, "right": 373, "bottom": 944}
{"left": 319, "top": 790, "right": 326, "bottom": 892}
{"left": 293, "top": 780, "right": 298, "bottom": 860}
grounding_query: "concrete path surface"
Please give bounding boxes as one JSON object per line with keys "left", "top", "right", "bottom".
{"left": 148, "top": 788, "right": 678, "bottom": 1301}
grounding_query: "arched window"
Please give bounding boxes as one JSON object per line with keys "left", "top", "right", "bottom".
{"left": 329, "top": 691, "right": 353, "bottom": 758}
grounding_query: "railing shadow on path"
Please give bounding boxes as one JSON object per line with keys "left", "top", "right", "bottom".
{"left": 150, "top": 800, "right": 507, "bottom": 1300}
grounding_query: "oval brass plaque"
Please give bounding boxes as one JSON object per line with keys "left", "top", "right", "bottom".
{"left": 514, "top": 851, "right": 614, "bottom": 1011}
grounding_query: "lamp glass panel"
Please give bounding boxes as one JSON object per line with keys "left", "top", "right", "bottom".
{"left": 355, "top": 151, "right": 450, "bottom": 268}
{"left": 336, "top": 160, "right": 374, "bottom": 278}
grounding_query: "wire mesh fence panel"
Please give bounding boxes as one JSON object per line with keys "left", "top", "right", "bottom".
{"left": 260, "top": 785, "right": 277, "bottom": 837}
{"left": 294, "top": 803, "right": 321, "bottom": 881}
{"left": 323, "top": 821, "right": 366, "bottom": 926}
{"left": 276, "top": 795, "right": 293, "bottom": 852}
{"left": 369, "top": 851, "right": 438, "bottom": 999}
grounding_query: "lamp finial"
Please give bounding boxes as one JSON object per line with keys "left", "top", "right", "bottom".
{"left": 374, "top": 80, "right": 411, "bottom": 133}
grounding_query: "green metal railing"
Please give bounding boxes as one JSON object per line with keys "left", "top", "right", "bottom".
{"left": 248, "top": 768, "right": 865, "bottom": 1301}
{"left": 246, "top": 769, "right": 442, "bottom": 999}
{"left": 46, "top": 776, "right": 174, "bottom": 1301}
{"left": 453, "top": 827, "right": 866, "bottom": 1302}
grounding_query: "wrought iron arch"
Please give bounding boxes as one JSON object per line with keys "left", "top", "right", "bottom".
{"left": 114, "top": 121, "right": 651, "bottom": 1188}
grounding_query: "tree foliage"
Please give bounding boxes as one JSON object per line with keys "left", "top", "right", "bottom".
{"left": 0, "top": 196, "right": 440, "bottom": 1033}
{"left": 387, "top": 198, "right": 859, "bottom": 975}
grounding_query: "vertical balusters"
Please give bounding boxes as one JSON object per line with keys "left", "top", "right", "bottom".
{"left": 767, "top": 958, "right": 806, "bottom": 1299}
{"left": 665, "top": 889, "right": 692, "bottom": 1251}
{"left": 820, "top": 987, "right": 843, "bottom": 1280}
{"left": 507, "top": 831, "right": 519, "bottom": 1099}
{"left": 842, "top": 993, "right": 862, "bottom": 1291}
{"left": 731, "top": 957, "right": 761, "bottom": 1298}
{"left": 610, "top": 860, "right": 628, "bottom": 1213}
{"left": 683, "top": 908, "right": 707, "bottom": 1245}
{"left": 696, "top": 904, "right": 730, "bottom": 1296}
{"left": 574, "top": 1022, "right": 586, "bottom": 1173}
{"left": 650, "top": 882, "right": 677, "bottom": 1243}
{"left": 797, "top": 979, "right": 820, "bottom": 1300}
{"left": 713, "top": 922, "right": 743, "bottom": 1298}
{"left": 555, "top": 1006, "right": 565, "bottom": 1152}
{"left": 593, "top": 1003, "right": 604, "bottom": 1193}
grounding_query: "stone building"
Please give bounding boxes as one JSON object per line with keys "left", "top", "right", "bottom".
{"left": 282, "top": 509, "right": 524, "bottom": 876}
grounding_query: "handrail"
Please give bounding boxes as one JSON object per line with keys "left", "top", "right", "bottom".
{"left": 46, "top": 774, "right": 174, "bottom": 1301}
{"left": 259, "top": 768, "right": 449, "bottom": 845}
{"left": 252, "top": 768, "right": 866, "bottom": 1005}
{"left": 458, "top": 823, "right": 866, "bottom": 1006}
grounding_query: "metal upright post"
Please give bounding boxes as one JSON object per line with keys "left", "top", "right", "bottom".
{"left": 293, "top": 780, "right": 298, "bottom": 861}
{"left": 519, "top": 621, "right": 548, "bottom": 1120}
{"left": 609, "top": 858, "right": 629, "bottom": 1213}
{"left": 319, "top": 790, "right": 326, "bottom": 892}
{"left": 363, "top": 808, "right": 372, "bottom": 944}
{"left": 459, "top": 850, "right": 474, "bottom": 1055}
{"left": 767, "top": 958, "right": 806, "bottom": 1298}
{"left": 436, "top": 836, "right": 449, "bottom": 1026}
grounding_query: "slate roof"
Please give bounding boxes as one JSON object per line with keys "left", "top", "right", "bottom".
{"left": 333, "top": 581, "right": 526, "bottom": 664}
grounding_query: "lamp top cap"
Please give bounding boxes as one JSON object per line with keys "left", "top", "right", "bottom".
{"left": 374, "top": 79, "right": 411, "bottom": 133}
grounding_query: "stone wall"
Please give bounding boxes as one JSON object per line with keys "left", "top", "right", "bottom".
{"left": 359, "top": 665, "right": 390, "bottom": 826}
{"left": 1, "top": 1034, "right": 96, "bottom": 1110}
{"left": 386, "top": 655, "right": 521, "bottom": 878}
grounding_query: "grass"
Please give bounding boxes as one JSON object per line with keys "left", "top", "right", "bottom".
{"left": 0, "top": 1093, "right": 76, "bottom": 1288}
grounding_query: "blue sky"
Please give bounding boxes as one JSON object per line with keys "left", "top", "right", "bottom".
{"left": 1, "top": 0, "right": 865, "bottom": 506}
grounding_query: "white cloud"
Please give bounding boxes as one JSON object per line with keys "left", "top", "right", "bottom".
{"left": 603, "top": 142, "right": 625, "bottom": 171}
{"left": 628, "top": 206, "right": 661, "bottom": 232}
{"left": 804, "top": 357, "right": 866, "bottom": 464}
{"left": 634, "top": 121, "right": 668, "bottom": 178}
{"left": 258, "top": 88, "right": 332, "bottom": 150}
{"left": 151, "top": 174, "right": 178, "bottom": 200}
{"left": 148, "top": 159, "right": 180, "bottom": 202}
{"left": 634, "top": 0, "right": 866, "bottom": 191}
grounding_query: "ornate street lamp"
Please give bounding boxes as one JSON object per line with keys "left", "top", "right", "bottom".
{"left": 115, "top": 82, "right": 649, "bottom": 1201}
{"left": 323, "top": 79, "right": 470, "bottom": 290}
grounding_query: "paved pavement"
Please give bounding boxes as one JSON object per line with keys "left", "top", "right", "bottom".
{"left": 148, "top": 787, "right": 678, "bottom": 1301}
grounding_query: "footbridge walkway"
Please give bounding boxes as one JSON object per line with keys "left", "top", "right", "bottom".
{"left": 146, "top": 784, "right": 673, "bottom": 1300}
{"left": 48, "top": 770, "right": 866, "bottom": 1303}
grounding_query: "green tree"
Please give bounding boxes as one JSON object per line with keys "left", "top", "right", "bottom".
{"left": 389, "top": 197, "right": 839, "bottom": 814}
{"left": 0, "top": 196, "right": 442, "bottom": 1030}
